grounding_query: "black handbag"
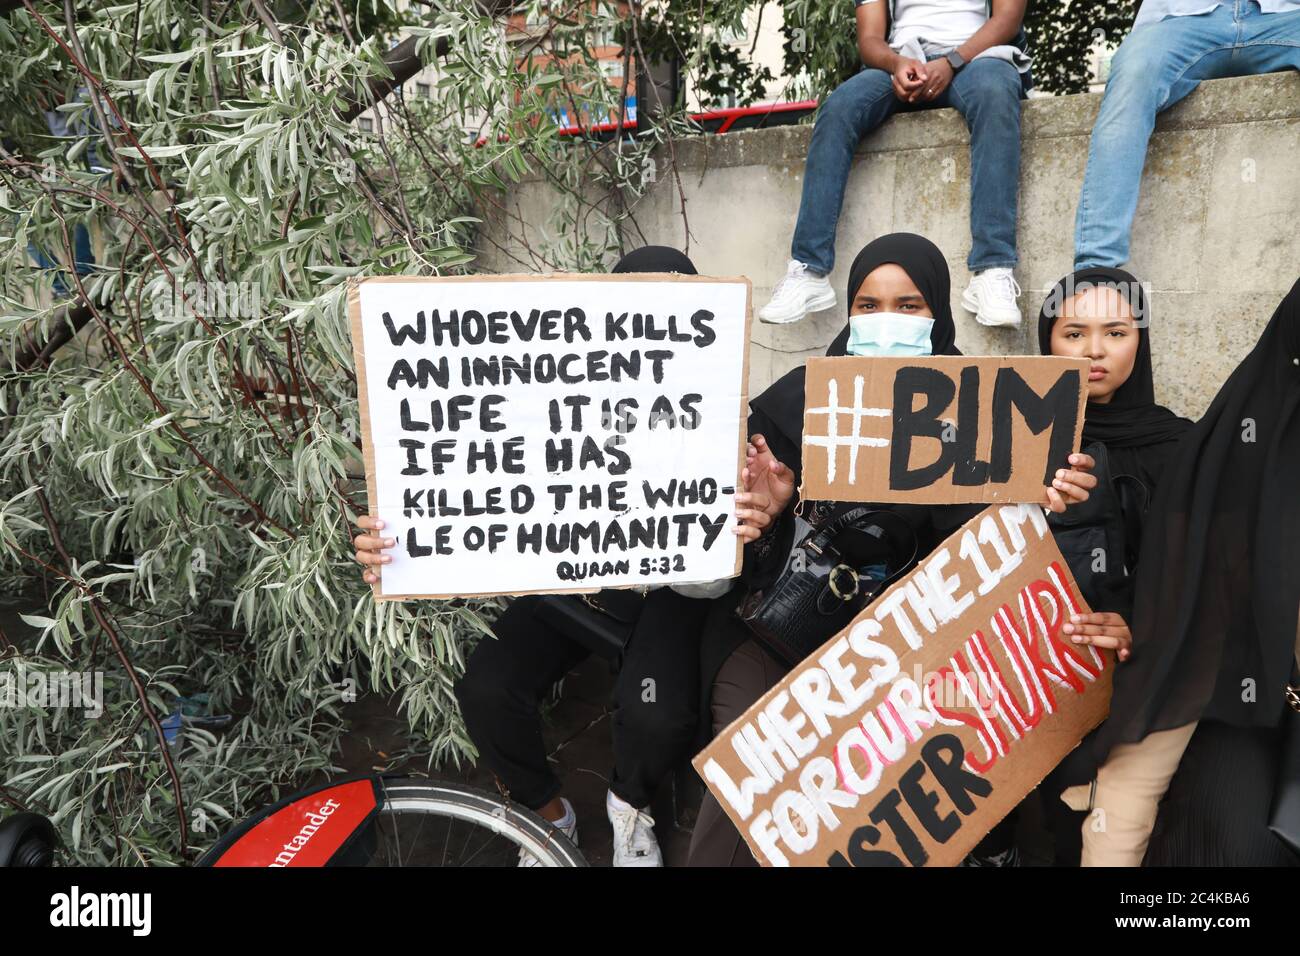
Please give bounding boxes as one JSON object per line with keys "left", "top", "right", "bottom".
{"left": 1267, "top": 639, "right": 1300, "bottom": 857}
{"left": 534, "top": 588, "right": 645, "bottom": 664}
{"left": 738, "top": 506, "right": 918, "bottom": 668}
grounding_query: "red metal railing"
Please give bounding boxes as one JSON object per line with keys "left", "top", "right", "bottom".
{"left": 473, "top": 98, "right": 819, "bottom": 146}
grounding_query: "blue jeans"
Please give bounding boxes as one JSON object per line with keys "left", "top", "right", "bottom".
{"left": 1075, "top": 0, "right": 1300, "bottom": 268}
{"left": 792, "top": 56, "right": 1026, "bottom": 275}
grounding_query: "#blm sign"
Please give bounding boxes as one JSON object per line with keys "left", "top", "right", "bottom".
{"left": 801, "top": 356, "right": 1089, "bottom": 505}
{"left": 693, "top": 503, "right": 1113, "bottom": 867}
{"left": 347, "top": 274, "right": 752, "bottom": 599}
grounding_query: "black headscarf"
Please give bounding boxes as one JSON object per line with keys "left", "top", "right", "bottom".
{"left": 611, "top": 245, "right": 697, "bottom": 275}
{"left": 753, "top": 233, "right": 959, "bottom": 454}
{"left": 1094, "top": 277, "right": 1300, "bottom": 757}
{"left": 1037, "top": 267, "right": 1191, "bottom": 489}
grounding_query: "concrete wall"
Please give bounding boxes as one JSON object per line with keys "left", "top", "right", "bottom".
{"left": 477, "top": 71, "right": 1300, "bottom": 420}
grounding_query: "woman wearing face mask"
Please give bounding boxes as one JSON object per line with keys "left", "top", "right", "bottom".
{"left": 685, "top": 233, "right": 1097, "bottom": 867}
{"left": 1022, "top": 269, "right": 1192, "bottom": 866}
{"left": 1075, "top": 278, "right": 1300, "bottom": 867}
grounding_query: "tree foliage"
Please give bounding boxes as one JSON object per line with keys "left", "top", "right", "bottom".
{"left": 1023, "top": 0, "right": 1137, "bottom": 95}
{"left": 0, "top": 0, "right": 675, "bottom": 865}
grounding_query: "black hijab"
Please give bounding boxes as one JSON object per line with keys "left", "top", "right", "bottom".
{"left": 611, "top": 245, "right": 697, "bottom": 275}
{"left": 752, "top": 233, "right": 959, "bottom": 454}
{"left": 1094, "top": 277, "right": 1300, "bottom": 757}
{"left": 1037, "top": 268, "right": 1191, "bottom": 489}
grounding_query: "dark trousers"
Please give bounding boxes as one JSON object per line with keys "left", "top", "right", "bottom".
{"left": 454, "top": 589, "right": 705, "bottom": 811}
{"left": 687, "top": 636, "right": 788, "bottom": 867}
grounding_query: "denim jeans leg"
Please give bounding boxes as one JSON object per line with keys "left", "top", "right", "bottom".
{"left": 1234, "top": 5, "right": 1300, "bottom": 73}
{"left": 945, "top": 58, "right": 1024, "bottom": 272}
{"left": 1072, "top": 8, "right": 1240, "bottom": 269}
{"left": 791, "top": 68, "right": 901, "bottom": 276}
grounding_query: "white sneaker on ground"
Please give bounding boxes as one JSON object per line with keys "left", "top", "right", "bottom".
{"left": 519, "top": 797, "right": 578, "bottom": 867}
{"left": 758, "top": 259, "right": 837, "bottom": 325}
{"left": 961, "top": 267, "right": 1023, "bottom": 327}
{"left": 606, "top": 789, "right": 663, "bottom": 867}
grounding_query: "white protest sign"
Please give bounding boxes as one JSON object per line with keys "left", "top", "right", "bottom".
{"left": 348, "top": 274, "right": 752, "bottom": 599}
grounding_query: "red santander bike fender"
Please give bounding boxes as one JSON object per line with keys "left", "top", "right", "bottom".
{"left": 200, "top": 776, "right": 382, "bottom": 867}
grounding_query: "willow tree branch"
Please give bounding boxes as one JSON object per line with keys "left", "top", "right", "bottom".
{"left": 30, "top": 487, "right": 190, "bottom": 860}
{"left": 11, "top": 299, "right": 95, "bottom": 372}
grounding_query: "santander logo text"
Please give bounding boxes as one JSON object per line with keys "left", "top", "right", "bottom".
{"left": 270, "top": 798, "right": 341, "bottom": 867}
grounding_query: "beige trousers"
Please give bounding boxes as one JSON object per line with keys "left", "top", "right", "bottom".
{"left": 1063, "top": 721, "right": 1199, "bottom": 867}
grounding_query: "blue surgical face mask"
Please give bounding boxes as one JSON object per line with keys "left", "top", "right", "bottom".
{"left": 846, "top": 312, "right": 935, "bottom": 357}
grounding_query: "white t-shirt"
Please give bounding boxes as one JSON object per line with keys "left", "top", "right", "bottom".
{"left": 856, "top": 0, "right": 989, "bottom": 52}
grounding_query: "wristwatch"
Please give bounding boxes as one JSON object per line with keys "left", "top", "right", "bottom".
{"left": 945, "top": 50, "right": 966, "bottom": 71}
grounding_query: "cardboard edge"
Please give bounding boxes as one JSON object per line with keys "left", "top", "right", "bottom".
{"left": 346, "top": 279, "right": 384, "bottom": 602}
{"left": 732, "top": 277, "right": 753, "bottom": 579}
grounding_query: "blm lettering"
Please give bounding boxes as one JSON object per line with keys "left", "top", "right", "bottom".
{"left": 802, "top": 356, "right": 1088, "bottom": 506}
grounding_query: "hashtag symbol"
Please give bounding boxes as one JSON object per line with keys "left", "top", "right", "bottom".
{"left": 804, "top": 375, "right": 889, "bottom": 484}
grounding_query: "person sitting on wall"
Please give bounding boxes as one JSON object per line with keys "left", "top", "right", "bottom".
{"left": 758, "top": 0, "right": 1032, "bottom": 329}
{"left": 1073, "top": 0, "right": 1300, "bottom": 271}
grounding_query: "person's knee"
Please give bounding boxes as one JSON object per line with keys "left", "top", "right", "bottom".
{"left": 815, "top": 85, "right": 858, "bottom": 133}
{"left": 956, "top": 61, "right": 1022, "bottom": 115}
{"left": 816, "top": 70, "right": 888, "bottom": 130}
{"left": 1101, "top": 32, "right": 1168, "bottom": 110}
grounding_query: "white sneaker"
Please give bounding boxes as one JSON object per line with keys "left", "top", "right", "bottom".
{"left": 962, "top": 267, "right": 1023, "bottom": 327}
{"left": 758, "top": 259, "right": 837, "bottom": 325}
{"left": 519, "top": 797, "right": 577, "bottom": 867}
{"left": 606, "top": 790, "right": 663, "bottom": 867}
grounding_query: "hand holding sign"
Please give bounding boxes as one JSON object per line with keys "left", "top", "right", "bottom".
{"left": 352, "top": 515, "right": 393, "bottom": 585}
{"left": 1063, "top": 610, "right": 1133, "bottom": 661}
{"left": 733, "top": 434, "right": 796, "bottom": 544}
{"left": 1045, "top": 451, "right": 1097, "bottom": 514}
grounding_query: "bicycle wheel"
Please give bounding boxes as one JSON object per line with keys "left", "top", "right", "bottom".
{"left": 199, "top": 775, "right": 585, "bottom": 868}
{"left": 364, "top": 778, "right": 585, "bottom": 867}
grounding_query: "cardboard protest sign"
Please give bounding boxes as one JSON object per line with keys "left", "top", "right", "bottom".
{"left": 801, "top": 356, "right": 1089, "bottom": 505}
{"left": 693, "top": 503, "right": 1112, "bottom": 867}
{"left": 348, "top": 274, "right": 751, "bottom": 599}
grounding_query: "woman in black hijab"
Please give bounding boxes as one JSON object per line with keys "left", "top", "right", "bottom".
{"left": 1032, "top": 267, "right": 1192, "bottom": 864}
{"left": 1079, "top": 277, "right": 1300, "bottom": 866}
{"left": 1038, "top": 269, "right": 1190, "bottom": 490}
{"left": 685, "top": 234, "right": 1096, "bottom": 866}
